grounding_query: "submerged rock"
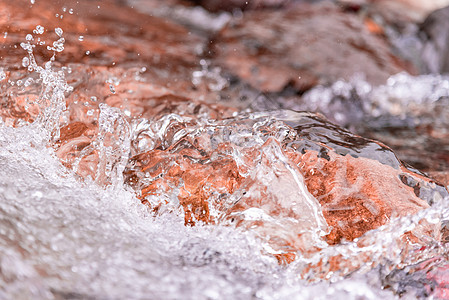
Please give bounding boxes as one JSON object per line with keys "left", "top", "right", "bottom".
{"left": 123, "top": 109, "right": 447, "bottom": 268}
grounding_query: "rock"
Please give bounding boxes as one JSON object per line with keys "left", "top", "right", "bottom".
{"left": 428, "top": 171, "right": 449, "bottom": 187}
{"left": 0, "top": 0, "right": 230, "bottom": 102}
{"left": 186, "top": 0, "right": 291, "bottom": 12}
{"left": 211, "top": 2, "right": 411, "bottom": 93}
{"left": 0, "top": 0, "right": 203, "bottom": 67}
{"left": 1, "top": 0, "right": 448, "bottom": 278}
{"left": 420, "top": 6, "right": 449, "bottom": 74}
{"left": 290, "top": 73, "right": 449, "bottom": 174}
{"left": 339, "top": 0, "right": 449, "bottom": 22}
{"left": 383, "top": 256, "right": 449, "bottom": 298}
{"left": 124, "top": 110, "right": 447, "bottom": 267}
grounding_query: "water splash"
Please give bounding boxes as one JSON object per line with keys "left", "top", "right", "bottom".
{"left": 301, "top": 72, "right": 449, "bottom": 130}
{"left": 0, "top": 12, "right": 449, "bottom": 300}
{"left": 19, "top": 25, "right": 73, "bottom": 140}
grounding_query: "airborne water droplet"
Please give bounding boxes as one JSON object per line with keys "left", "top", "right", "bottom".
{"left": 22, "top": 57, "right": 30, "bottom": 67}
{"left": 33, "top": 25, "right": 45, "bottom": 35}
{"left": 55, "top": 27, "right": 63, "bottom": 37}
{"left": 0, "top": 68, "right": 6, "bottom": 81}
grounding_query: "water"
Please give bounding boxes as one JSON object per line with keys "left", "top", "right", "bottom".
{"left": 1, "top": 3, "right": 449, "bottom": 300}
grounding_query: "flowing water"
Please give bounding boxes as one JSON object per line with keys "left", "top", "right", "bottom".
{"left": 1, "top": 3, "right": 449, "bottom": 300}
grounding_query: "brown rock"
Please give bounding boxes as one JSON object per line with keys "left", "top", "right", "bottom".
{"left": 212, "top": 2, "right": 411, "bottom": 93}
{"left": 289, "top": 149, "right": 429, "bottom": 244}
{"left": 0, "top": 0, "right": 228, "bottom": 103}
{"left": 124, "top": 111, "right": 447, "bottom": 267}
{"left": 187, "top": 0, "right": 290, "bottom": 12}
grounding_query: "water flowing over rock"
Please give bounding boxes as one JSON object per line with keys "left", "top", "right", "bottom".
{"left": 0, "top": 0, "right": 449, "bottom": 298}
{"left": 295, "top": 73, "right": 449, "bottom": 175}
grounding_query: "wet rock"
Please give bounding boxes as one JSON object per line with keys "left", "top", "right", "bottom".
{"left": 428, "top": 172, "right": 449, "bottom": 187}
{"left": 1, "top": 0, "right": 448, "bottom": 283}
{"left": 291, "top": 73, "right": 449, "bottom": 173}
{"left": 186, "top": 0, "right": 292, "bottom": 12}
{"left": 0, "top": 0, "right": 231, "bottom": 103}
{"left": 124, "top": 110, "right": 447, "bottom": 266}
{"left": 0, "top": 0, "right": 203, "bottom": 66}
{"left": 420, "top": 6, "right": 449, "bottom": 74}
{"left": 383, "top": 256, "right": 449, "bottom": 298}
{"left": 339, "top": 0, "right": 449, "bottom": 22}
{"left": 128, "top": 0, "right": 233, "bottom": 34}
{"left": 211, "top": 2, "right": 411, "bottom": 93}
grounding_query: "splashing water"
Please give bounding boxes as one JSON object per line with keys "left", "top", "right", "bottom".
{"left": 0, "top": 10, "right": 449, "bottom": 300}
{"left": 18, "top": 25, "right": 73, "bottom": 140}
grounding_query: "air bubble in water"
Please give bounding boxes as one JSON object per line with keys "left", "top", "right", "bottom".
{"left": 69, "top": 8, "right": 74, "bottom": 14}
{"left": 26, "top": 34, "right": 33, "bottom": 41}
{"left": 3, "top": 32, "right": 7, "bottom": 38}
{"left": 78, "top": 36, "right": 84, "bottom": 41}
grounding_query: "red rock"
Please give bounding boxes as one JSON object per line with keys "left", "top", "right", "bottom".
{"left": 211, "top": 2, "right": 411, "bottom": 93}
{"left": 124, "top": 111, "right": 447, "bottom": 268}
{"left": 0, "top": 0, "right": 227, "bottom": 104}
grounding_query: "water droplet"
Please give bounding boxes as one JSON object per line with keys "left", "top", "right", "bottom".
{"left": 85, "top": 50, "right": 90, "bottom": 55}
{"left": 78, "top": 36, "right": 84, "bottom": 41}
{"left": 33, "top": 25, "right": 45, "bottom": 35}
{"left": 24, "top": 78, "right": 34, "bottom": 87}
{"left": 32, "top": 191, "right": 43, "bottom": 199}
{"left": 22, "top": 57, "right": 30, "bottom": 67}
{"left": 3, "top": 32, "right": 7, "bottom": 39}
{"left": 0, "top": 68, "right": 6, "bottom": 81}
{"left": 69, "top": 8, "right": 74, "bottom": 14}
{"left": 30, "top": 0, "right": 35, "bottom": 4}
{"left": 55, "top": 28, "right": 63, "bottom": 37}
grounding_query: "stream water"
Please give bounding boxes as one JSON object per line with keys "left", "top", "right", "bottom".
{"left": 1, "top": 2, "right": 449, "bottom": 300}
